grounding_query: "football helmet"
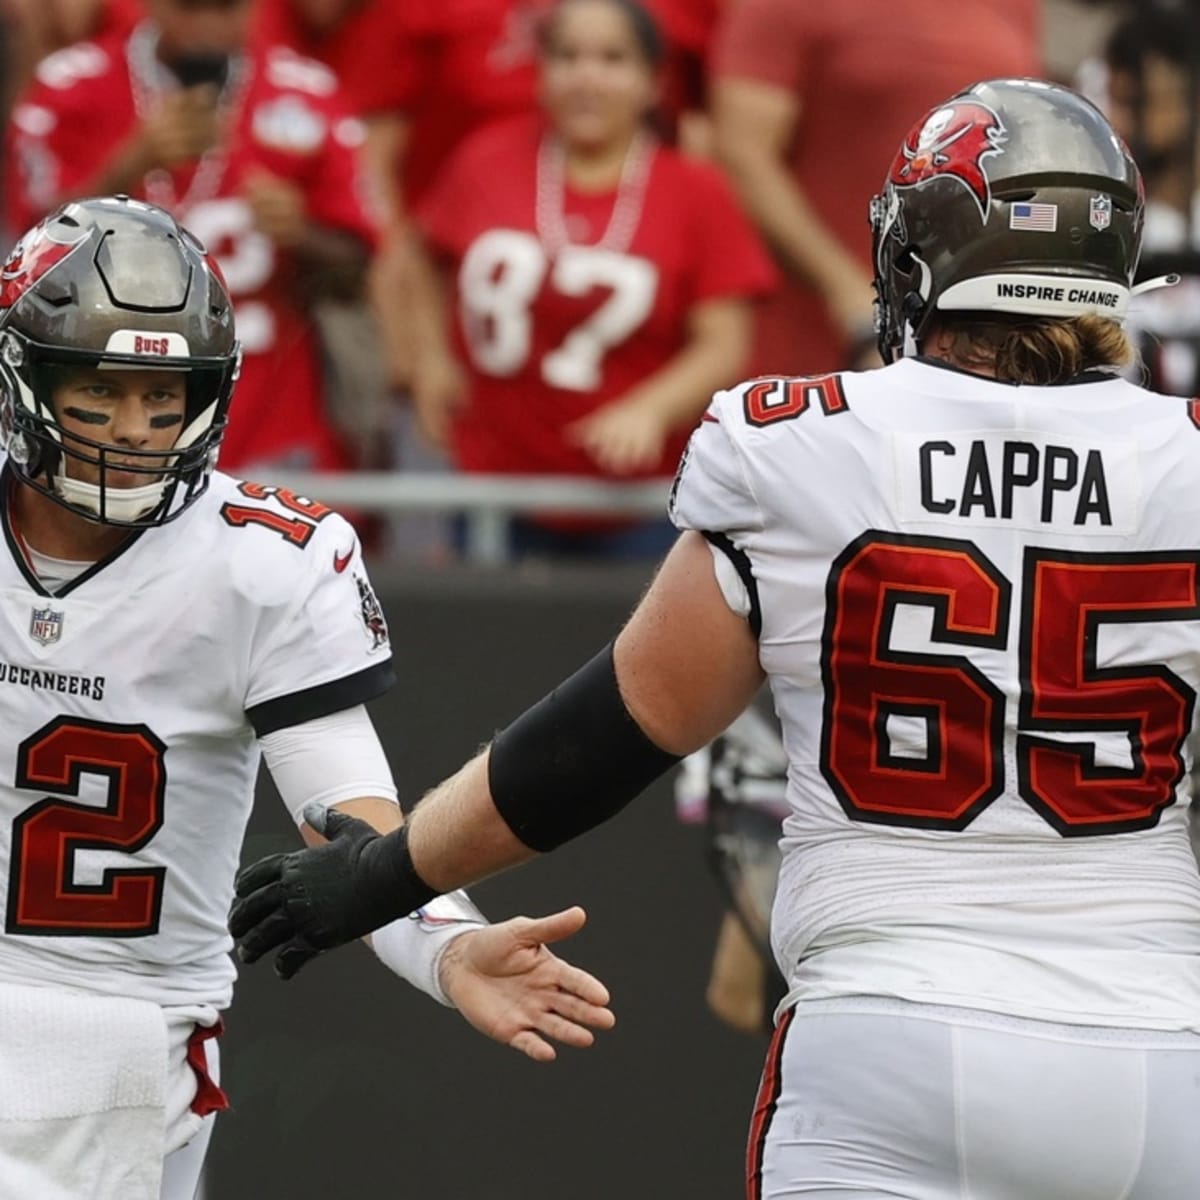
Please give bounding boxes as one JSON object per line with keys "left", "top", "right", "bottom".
{"left": 870, "top": 78, "right": 1168, "bottom": 363}
{"left": 0, "top": 196, "right": 239, "bottom": 525}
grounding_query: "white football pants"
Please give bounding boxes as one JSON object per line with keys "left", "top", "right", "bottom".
{"left": 748, "top": 998, "right": 1200, "bottom": 1200}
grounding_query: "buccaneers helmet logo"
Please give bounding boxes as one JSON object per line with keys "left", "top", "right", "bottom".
{"left": 0, "top": 221, "right": 89, "bottom": 311}
{"left": 887, "top": 101, "right": 1007, "bottom": 219}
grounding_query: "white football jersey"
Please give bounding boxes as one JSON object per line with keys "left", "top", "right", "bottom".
{"left": 671, "top": 356, "right": 1200, "bottom": 1030}
{"left": 0, "top": 468, "right": 393, "bottom": 1010}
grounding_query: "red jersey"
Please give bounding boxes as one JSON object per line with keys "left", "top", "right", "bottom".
{"left": 386, "top": 0, "right": 707, "bottom": 208}
{"left": 385, "top": 0, "right": 550, "bottom": 207}
{"left": 418, "top": 117, "right": 776, "bottom": 481}
{"left": 100, "top": 0, "right": 140, "bottom": 36}
{"left": 251, "top": 0, "right": 409, "bottom": 119}
{"left": 651, "top": 0, "right": 724, "bottom": 121}
{"left": 713, "top": 0, "right": 1038, "bottom": 376}
{"left": 5, "top": 32, "right": 379, "bottom": 471}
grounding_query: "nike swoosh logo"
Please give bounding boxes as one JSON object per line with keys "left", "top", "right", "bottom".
{"left": 333, "top": 546, "right": 354, "bottom": 573}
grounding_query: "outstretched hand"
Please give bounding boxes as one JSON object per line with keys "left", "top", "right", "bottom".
{"left": 438, "top": 907, "right": 615, "bottom": 1062}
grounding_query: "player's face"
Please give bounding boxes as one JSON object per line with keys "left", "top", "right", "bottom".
{"left": 539, "top": 0, "right": 659, "bottom": 151}
{"left": 147, "top": 0, "right": 253, "bottom": 60}
{"left": 50, "top": 367, "right": 188, "bottom": 491}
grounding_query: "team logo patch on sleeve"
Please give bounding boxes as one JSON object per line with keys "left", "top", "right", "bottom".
{"left": 355, "top": 575, "right": 389, "bottom": 651}
{"left": 29, "top": 605, "right": 64, "bottom": 645}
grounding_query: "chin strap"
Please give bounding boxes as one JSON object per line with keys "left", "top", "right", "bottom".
{"left": 52, "top": 471, "right": 166, "bottom": 523}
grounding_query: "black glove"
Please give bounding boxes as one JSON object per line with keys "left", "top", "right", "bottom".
{"left": 229, "top": 804, "right": 438, "bottom": 980}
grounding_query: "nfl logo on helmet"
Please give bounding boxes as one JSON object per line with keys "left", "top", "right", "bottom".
{"left": 1090, "top": 195, "right": 1113, "bottom": 231}
{"left": 29, "top": 605, "right": 63, "bottom": 645}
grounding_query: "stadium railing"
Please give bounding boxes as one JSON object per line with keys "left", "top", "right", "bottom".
{"left": 262, "top": 471, "right": 674, "bottom": 564}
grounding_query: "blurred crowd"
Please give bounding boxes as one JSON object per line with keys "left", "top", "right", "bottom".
{"left": 0, "top": 0, "right": 1188, "bottom": 563}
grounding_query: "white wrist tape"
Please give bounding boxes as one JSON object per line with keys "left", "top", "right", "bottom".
{"left": 369, "top": 890, "right": 488, "bottom": 1007}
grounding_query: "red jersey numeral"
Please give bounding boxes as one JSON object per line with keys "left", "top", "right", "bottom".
{"left": 743, "top": 376, "right": 848, "bottom": 427}
{"left": 219, "top": 481, "right": 333, "bottom": 547}
{"left": 821, "top": 533, "right": 1009, "bottom": 828}
{"left": 820, "top": 532, "right": 1199, "bottom": 835}
{"left": 7, "top": 718, "right": 168, "bottom": 936}
{"left": 1018, "top": 553, "right": 1197, "bottom": 835}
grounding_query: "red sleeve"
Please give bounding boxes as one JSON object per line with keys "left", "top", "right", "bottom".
{"left": 304, "top": 106, "right": 382, "bottom": 250}
{"left": 711, "top": 0, "right": 818, "bottom": 94}
{"left": 4, "top": 44, "right": 123, "bottom": 234}
{"left": 99, "top": 0, "right": 141, "bottom": 36}
{"left": 684, "top": 161, "right": 777, "bottom": 302}
{"left": 414, "top": 129, "right": 495, "bottom": 260}
{"left": 327, "top": 6, "right": 423, "bottom": 117}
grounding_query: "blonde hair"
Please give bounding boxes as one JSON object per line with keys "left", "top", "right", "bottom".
{"left": 926, "top": 313, "right": 1135, "bottom": 385}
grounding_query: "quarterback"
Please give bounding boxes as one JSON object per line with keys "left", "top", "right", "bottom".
{"left": 234, "top": 79, "right": 1200, "bottom": 1198}
{"left": 0, "top": 196, "right": 613, "bottom": 1200}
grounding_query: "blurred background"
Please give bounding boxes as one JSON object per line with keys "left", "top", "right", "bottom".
{"left": 1, "top": 0, "right": 1194, "bottom": 1195}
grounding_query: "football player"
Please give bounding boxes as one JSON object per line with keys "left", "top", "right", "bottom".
{"left": 233, "top": 80, "right": 1200, "bottom": 1197}
{"left": 0, "top": 195, "right": 613, "bottom": 1200}
{"left": 4, "top": 0, "right": 378, "bottom": 473}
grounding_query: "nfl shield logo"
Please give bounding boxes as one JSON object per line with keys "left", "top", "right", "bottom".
{"left": 29, "top": 606, "right": 63, "bottom": 645}
{"left": 1090, "top": 195, "right": 1113, "bottom": 231}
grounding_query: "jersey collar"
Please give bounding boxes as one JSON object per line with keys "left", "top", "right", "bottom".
{"left": 901, "top": 355, "right": 1124, "bottom": 392}
{"left": 0, "top": 464, "right": 149, "bottom": 598}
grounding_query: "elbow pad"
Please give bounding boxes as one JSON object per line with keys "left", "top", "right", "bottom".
{"left": 487, "top": 642, "right": 682, "bottom": 852}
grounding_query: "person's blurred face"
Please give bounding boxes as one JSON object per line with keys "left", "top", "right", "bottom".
{"left": 146, "top": 0, "right": 253, "bottom": 61}
{"left": 539, "top": 0, "right": 658, "bottom": 152}
{"left": 287, "top": 0, "right": 363, "bottom": 35}
{"left": 1107, "top": 55, "right": 1192, "bottom": 175}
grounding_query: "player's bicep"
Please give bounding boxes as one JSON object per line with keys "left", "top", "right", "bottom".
{"left": 615, "top": 531, "right": 764, "bottom": 755}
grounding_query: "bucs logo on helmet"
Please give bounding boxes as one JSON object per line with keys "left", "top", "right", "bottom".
{"left": 0, "top": 218, "right": 90, "bottom": 312}
{"left": 888, "top": 100, "right": 1007, "bottom": 219}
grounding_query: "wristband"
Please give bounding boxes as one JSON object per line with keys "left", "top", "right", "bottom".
{"left": 371, "top": 890, "right": 487, "bottom": 1007}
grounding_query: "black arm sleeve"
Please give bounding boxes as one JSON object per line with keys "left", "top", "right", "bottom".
{"left": 487, "top": 642, "right": 682, "bottom": 852}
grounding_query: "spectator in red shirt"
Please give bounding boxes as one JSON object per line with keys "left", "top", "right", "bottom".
{"left": 1, "top": 0, "right": 139, "bottom": 102}
{"left": 4, "top": 0, "right": 378, "bottom": 473}
{"left": 356, "top": 0, "right": 725, "bottom": 390}
{"left": 711, "top": 0, "right": 1039, "bottom": 378}
{"left": 248, "top": 0, "right": 410, "bottom": 217}
{"left": 408, "top": 0, "right": 775, "bottom": 559}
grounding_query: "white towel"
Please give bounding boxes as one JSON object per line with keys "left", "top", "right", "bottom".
{"left": 0, "top": 980, "right": 168, "bottom": 1200}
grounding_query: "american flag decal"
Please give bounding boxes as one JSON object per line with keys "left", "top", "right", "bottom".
{"left": 1009, "top": 202, "right": 1058, "bottom": 232}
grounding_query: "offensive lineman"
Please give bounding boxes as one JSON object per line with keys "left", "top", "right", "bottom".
{"left": 0, "top": 196, "right": 613, "bottom": 1200}
{"left": 233, "top": 80, "right": 1200, "bottom": 1197}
